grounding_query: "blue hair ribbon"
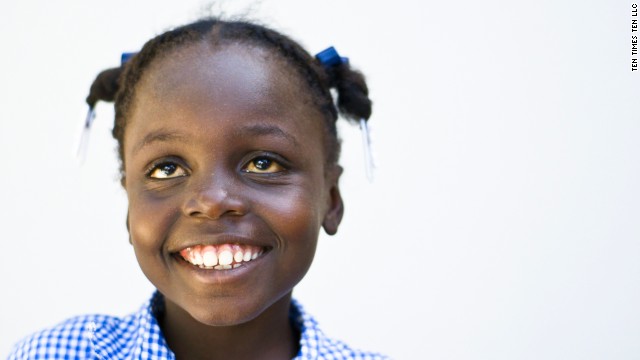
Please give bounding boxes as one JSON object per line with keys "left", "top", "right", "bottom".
{"left": 121, "top": 52, "right": 138, "bottom": 65}
{"left": 315, "top": 47, "right": 349, "bottom": 67}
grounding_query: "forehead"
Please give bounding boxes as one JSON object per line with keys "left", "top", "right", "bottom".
{"left": 125, "top": 42, "right": 325, "bottom": 150}
{"left": 142, "top": 43, "right": 298, "bottom": 109}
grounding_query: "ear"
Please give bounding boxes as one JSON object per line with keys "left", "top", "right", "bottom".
{"left": 322, "top": 165, "right": 344, "bottom": 235}
{"left": 122, "top": 175, "right": 133, "bottom": 245}
{"left": 126, "top": 210, "right": 133, "bottom": 245}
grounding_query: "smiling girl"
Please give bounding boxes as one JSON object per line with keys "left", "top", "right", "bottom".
{"left": 9, "top": 18, "right": 384, "bottom": 360}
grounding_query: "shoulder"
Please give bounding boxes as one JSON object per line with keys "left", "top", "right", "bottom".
{"left": 8, "top": 313, "right": 133, "bottom": 360}
{"left": 8, "top": 293, "right": 168, "bottom": 360}
{"left": 291, "top": 299, "right": 391, "bottom": 360}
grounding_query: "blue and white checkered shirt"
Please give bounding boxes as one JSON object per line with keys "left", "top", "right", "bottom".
{"left": 8, "top": 292, "right": 387, "bottom": 359}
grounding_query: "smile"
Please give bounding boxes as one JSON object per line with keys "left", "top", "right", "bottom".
{"left": 178, "top": 244, "right": 267, "bottom": 270}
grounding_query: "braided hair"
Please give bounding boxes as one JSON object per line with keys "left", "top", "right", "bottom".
{"left": 86, "top": 18, "right": 372, "bottom": 169}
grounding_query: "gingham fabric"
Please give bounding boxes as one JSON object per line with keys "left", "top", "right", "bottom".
{"left": 8, "top": 292, "right": 388, "bottom": 359}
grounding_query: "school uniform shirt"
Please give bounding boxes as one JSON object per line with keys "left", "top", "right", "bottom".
{"left": 8, "top": 291, "right": 388, "bottom": 360}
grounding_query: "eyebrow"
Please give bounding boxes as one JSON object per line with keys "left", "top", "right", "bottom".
{"left": 235, "top": 124, "right": 300, "bottom": 147}
{"left": 133, "top": 130, "right": 188, "bottom": 154}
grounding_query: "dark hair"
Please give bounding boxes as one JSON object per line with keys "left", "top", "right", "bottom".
{"left": 86, "top": 18, "right": 372, "bottom": 170}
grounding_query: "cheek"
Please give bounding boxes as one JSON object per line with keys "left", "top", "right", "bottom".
{"left": 127, "top": 191, "right": 181, "bottom": 268}
{"left": 263, "top": 184, "right": 322, "bottom": 225}
{"left": 257, "top": 187, "right": 324, "bottom": 267}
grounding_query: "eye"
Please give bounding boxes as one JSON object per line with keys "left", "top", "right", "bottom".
{"left": 148, "top": 162, "right": 188, "bottom": 179}
{"left": 243, "top": 157, "right": 285, "bottom": 174}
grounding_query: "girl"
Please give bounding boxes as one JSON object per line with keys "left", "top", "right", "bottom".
{"left": 9, "top": 17, "right": 384, "bottom": 360}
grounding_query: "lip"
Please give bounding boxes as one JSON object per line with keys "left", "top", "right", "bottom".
{"left": 168, "top": 234, "right": 274, "bottom": 254}
{"left": 172, "top": 248, "right": 271, "bottom": 284}
{"left": 168, "top": 233, "right": 274, "bottom": 285}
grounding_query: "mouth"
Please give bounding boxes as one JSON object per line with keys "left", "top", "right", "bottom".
{"left": 176, "top": 244, "right": 269, "bottom": 271}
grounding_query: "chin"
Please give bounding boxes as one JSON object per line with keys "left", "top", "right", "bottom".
{"left": 181, "top": 293, "right": 289, "bottom": 327}
{"left": 190, "top": 306, "right": 259, "bottom": 327}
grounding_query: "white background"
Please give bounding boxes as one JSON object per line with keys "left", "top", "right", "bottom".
{"left": 1, "top": 0, "right": 639, "bottom": 359}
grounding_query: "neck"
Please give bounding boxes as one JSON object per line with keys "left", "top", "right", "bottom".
{"left": 159, "top": 294, "right": 299, "bottom": 360}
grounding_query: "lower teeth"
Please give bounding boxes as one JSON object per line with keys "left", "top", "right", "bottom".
{"left": 195, "top": 263, "right": 243, "bottom": 270}
{"left": 182, "top": 249, "right": 265, "bottom": 270}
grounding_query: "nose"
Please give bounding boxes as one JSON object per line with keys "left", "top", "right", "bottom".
{"left": 181, "top": 171, "right": 248, "bottom": 220}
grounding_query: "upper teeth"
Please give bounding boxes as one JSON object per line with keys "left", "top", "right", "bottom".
{"left": 179, "top": 244, "right": 264, "bottom": 270}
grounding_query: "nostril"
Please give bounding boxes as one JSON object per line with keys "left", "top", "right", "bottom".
{"left": 189, "top": 209, "right": 245, "bottom": 219}
{"left": 188, "top": 210, "right": 203, "bottom": 217}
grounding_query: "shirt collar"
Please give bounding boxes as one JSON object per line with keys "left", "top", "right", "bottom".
{"left": 90, "top": 291, "right": 173, "bottom": 359}
{"left": 91, "top": 291, "right": 328, "bottom": 359}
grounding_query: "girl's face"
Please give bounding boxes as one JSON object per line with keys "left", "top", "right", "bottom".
{"left": 122, "top": 43, "right": 343, "bottom": 326}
